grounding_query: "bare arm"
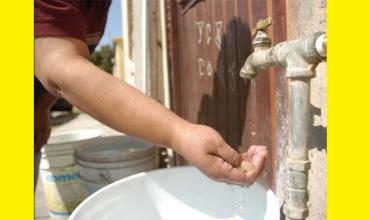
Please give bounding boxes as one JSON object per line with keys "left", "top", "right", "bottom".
{"left": 35, "top": 37, "right": 267, "bottom": 185}
{"left": 35, "top": 37, "right": 186, "bottom": 148}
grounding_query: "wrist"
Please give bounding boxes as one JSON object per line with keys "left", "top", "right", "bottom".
{"left": 168, "top": 118, "right": 193, "bottom": 155}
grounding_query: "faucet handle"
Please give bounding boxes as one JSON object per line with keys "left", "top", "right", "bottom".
{"left": 252, "top": 17, "right": 272, "bottom": 36}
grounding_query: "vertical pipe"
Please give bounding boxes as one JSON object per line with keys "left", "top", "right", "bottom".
{"left": 289, "top": 79, "right": 310, "bottom": 161}
{"left": 284, "top": 78, "right": 311, "bottom": 219}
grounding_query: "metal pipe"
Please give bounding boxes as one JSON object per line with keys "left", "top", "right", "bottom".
{"left": 239, "top": 17, "right": 326, "bottom": 220}
{"left": 284, "top": 78, "right": 311, "bottom": 219}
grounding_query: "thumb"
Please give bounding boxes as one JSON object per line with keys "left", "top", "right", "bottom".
{"left": 217, "top": 144, "right": 243, "bottom": 167}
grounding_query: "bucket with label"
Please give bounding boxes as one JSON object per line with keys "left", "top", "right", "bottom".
{"left": 39, "top": 129, "right": 102, "bottom": 219}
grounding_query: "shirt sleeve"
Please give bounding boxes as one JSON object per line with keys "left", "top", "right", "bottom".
{"left": 34, "top": 0, "right": 87, "bottom": 42}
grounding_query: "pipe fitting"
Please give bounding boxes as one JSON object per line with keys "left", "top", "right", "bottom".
{"left": 284, "top": 203, "right": 309, "bottom": 219}
{"left": 315, "top": 34, "right": 327, "bottom": 58}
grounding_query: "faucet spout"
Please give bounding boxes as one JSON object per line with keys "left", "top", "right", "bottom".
{"left": 240, "top": 54, "right": 258, "bottom": 79}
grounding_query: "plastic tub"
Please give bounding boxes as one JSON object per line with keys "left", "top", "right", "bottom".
{"left": 70, "top": 166, "right": 280, "bottom": 220}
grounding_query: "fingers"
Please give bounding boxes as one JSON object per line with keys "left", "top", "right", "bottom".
{"left": 211, "top": 156, "right": 249, "bottom": 185}
{"left": 242, "top": 145, "right": 268, "bottom": 183}
{"left": 244, "top": 145, "right": 267, "bottom": 170}
{"left": 216, "top": 143, "right": 243, "bottom": 168}
{"left": 224, "top": 168, "right": 250, "bottom": 186}
{"left": 214, "top": 144, "right": 267, "bottom": 186}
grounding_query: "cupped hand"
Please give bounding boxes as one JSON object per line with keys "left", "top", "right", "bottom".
{"left": 240, "top": 145, "right": 268, "bottom": 184}
{"left": 173, "top": 124, "right": 267, "bottom": 186}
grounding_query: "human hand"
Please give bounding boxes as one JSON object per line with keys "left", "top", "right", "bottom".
{"left": 239, "top": 145, "right": 268, "bottom": 184}
{"left": 173, "top": 123, "right": 267, "bottom": 186}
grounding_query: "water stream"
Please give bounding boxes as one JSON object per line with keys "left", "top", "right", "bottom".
{"left": 230, "top": 185, "right": 248, "bottom": 220}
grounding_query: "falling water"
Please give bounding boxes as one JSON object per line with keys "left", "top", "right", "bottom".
{"left": 230, "top": 185, "right": 248, "bottom": 220}
{"left": 251, "top": 79, "right": 257, "bottom": 139}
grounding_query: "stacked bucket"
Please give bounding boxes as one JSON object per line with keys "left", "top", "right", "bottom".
{"left": 39, "top": 130, "right": 157, "bottom": 219}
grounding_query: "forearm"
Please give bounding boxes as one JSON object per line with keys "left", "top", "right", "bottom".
{"left": 46, "top": 56, "right": 189, "bottom": 149}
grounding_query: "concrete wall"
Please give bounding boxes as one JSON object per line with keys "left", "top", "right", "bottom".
{"left": 278, "top": 0, "right": 327, "bottom": 219}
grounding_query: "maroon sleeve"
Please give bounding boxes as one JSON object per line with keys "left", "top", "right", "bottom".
{"left": 35, "top": 0, "right": 87, "bottom": 42}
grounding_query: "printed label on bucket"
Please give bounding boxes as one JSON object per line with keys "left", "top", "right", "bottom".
{"left": 40, "top": 166, "right": 86, "bottom": 216}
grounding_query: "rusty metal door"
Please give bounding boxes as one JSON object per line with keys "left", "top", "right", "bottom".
{"left": 166, "top": 0, "right": 287, "bottom": 189}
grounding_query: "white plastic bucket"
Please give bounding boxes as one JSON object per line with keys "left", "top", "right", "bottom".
{"left": 74, "top": 135, "right": 157, "bottom": 196}
{"left": 70, "top": 166, "right": 280, "bottom": 220}
{"left": 39, "top": 129, "right": 102, "bottom": 219}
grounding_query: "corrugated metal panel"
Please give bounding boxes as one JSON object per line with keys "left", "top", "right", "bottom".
{"left": 166, "top": 0, "right": 287, "bottom": 189}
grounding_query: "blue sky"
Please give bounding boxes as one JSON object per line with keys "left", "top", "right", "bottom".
{"left": 96, "top": 0, "right": 122, "bottom": 49}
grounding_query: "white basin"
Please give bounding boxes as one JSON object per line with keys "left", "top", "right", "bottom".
{"left": 70, "top": 166, "right": 280, "bottom": 220}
